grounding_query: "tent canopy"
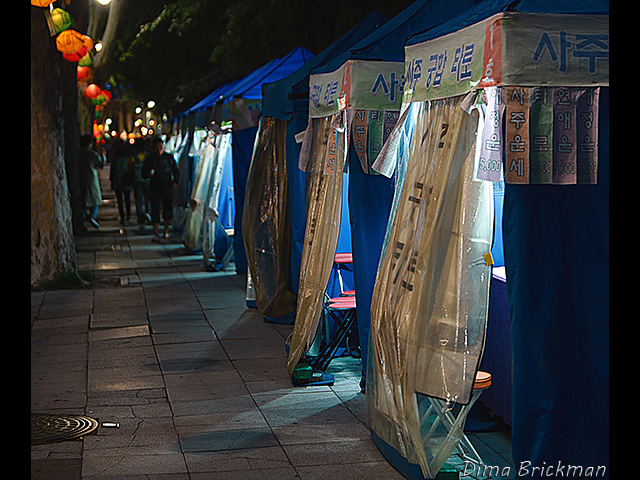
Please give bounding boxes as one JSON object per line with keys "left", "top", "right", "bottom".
{"left": 406, "top": 0, "right": 608, "bottom": 46}
{"left": 261, "top": 10, "right": 389, "bottom": 121}
{"left": 174, "top": 46, "right": 314, "bottom": 123}
{"left": 221, "top": 46, "right": 314, "bottom": 102}
{"left": 312, "top": 0, "right": 484, "bottom": 76}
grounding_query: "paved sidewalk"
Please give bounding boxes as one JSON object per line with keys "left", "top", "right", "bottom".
{"left": 31, "top": 166, "right": 405, "bottom": 480}
{"left": 31, "top": 165, "right": 514, "bottom": 479}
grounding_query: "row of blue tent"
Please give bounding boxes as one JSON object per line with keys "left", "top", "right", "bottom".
{"left": 169, "top": 0, "right": 608, "bottom": 477}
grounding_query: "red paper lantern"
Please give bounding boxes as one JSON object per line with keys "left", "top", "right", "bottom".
{"left": 84, "top": 84, "right": 101, "bottom": 99}
{"left": 77, "top": 66, "right": 92, "bottom": 82}
{"left": 62, "top": 46, "right": 88, "bottom": 62}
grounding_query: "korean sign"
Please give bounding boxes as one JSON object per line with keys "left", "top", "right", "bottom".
{"left": 403, "top": 12, "right": 608, "bottom": 104}
{"left": 309, "top": 60, "right": 405, "bottom": 118}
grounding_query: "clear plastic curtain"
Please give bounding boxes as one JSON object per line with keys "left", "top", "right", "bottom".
{"left": 367, "top": 95, "right": 493, "bottom": 478}
{"left": 201, "top": 131, "right": 233, "bottom": 266}
{"left": 286, "top": 112, "right": 348, "bottom": 376}
{"left": 183, "top": 130, "right": 214, "bottom": 252}
{"left": 241, "top": 117, "right": 297, "bottom": 319}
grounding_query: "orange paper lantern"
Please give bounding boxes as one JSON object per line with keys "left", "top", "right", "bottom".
{"left": 84, "top": 84, "right": 101, "bottom": 99}
{"left": 56, "top": 30, "right": 85, "bottom": 55}
{"left": 31, "top": 0, "right": 55, "bottom": 6}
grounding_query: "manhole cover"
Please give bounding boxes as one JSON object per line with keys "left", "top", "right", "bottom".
{"left": 31, "top": 414, "right": 99, "bottom": 445}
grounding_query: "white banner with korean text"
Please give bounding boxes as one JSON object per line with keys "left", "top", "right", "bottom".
{"left": 403, "top": 12, "right": 608, "bottom": 104}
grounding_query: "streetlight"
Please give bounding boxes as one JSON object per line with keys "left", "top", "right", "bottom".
{"left": 147, "top": 100, "right": 156, "bottom": 109}
{"left": 96, "top": 0, "right": 112, "bottom": 5}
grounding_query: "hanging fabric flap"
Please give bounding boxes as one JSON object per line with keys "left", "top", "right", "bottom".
{"left": 242, "top": 117, "right": 298, "bottom": 319}
{"left": 286, "top": 112, "right": 347, "bottom": 375}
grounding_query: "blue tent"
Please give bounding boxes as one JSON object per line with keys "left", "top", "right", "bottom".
{"left": 222, "top": 47, "right": 315, "bottom": 102}
{"left": 213, "top": 47, "right": 314, "bottom": 273}
{"left": 260, "top": 11, "right": 389, "bottom": 303}
{"left": 370, "top": 0, "right": 608, "bottom": 478}
{"left": 173, "top": 47, "right": 314, "bottom": 273}
{"left": 303, "top": 0, "right": 484, "bottom": 396}
{"left": 177, "top": 79, "right": 242, "bottom": 122}
{"left": 244, "top": 11, "right": 388, "bottom": 323}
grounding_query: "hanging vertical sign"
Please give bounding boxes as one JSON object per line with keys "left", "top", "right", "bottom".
{"left": 576, "top": 87, "right": 599, "bottom": 184}
{"left": 477, "top": 86, "right": 504, "bottom": 182}
{"left": 505, "top": 87, "right": 530, "bottom": 184}
{"left": 529, "top": 87, "right": 554, "bottom": 184}
{"left": 352, "top": 109, "right": 369, "bottom": 173}
{"left": 368, "top": 110, "right": 384, "bottom": 169}
{"left": 552, "top": 87, "right": 578, "bottom": 184}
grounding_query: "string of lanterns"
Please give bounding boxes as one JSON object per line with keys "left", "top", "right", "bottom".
{"left": 32, "top": 0, "right": 111, "bottom": 110}
{"left": 33, "top": 0, "right": 115, "bottom": 144}
{"left": 34, "top": 0, "right": 154, "bottom": 145}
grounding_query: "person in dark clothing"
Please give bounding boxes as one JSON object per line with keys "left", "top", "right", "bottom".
{"left": 142, "top": 136, "right": 180, "bottom": 240}
{"left": 128, "top": 139, "right": 151, "bottom": 229}
{"left": 109, "top": 140, "right": 133, "bottom": 225}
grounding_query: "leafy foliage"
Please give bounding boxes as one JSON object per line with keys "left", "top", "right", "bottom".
{"left": 113, "top": 0, "right": 415, "bottom": 114}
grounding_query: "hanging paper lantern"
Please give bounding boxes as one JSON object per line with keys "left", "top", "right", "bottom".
{"left": 77, "top": 66, "right": 92, "bottom": 82}
{"left": 31, "top": 0, "right": 55, "bottom": 6}
{"left": 91, "top": 90, "right": 111, "bottom": 107}
{"left": 81, "top": 35, "right": 94, "bottom": 52}
{"left": 56, "top": 29, "right": 85, "bottom": 55}
{"left": 62, "top": 47, "right": 88, "bottom": 62}
{"left": 78, "top": 51, "right": 93, "bottom": 66}
{"left": 91, "top": 93, "right": 105, "bottom": 105}
{"left": 46, "top": 8, "right": 74, "bottom": 35}
{"left": 84, "top": 84, "right": 101, "bottom": 99}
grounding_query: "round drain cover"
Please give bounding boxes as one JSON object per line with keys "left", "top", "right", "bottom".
{"left": 31, "top": 414, "right": 99, "bottom": 445}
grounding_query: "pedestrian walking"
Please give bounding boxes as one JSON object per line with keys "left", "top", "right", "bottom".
{"left": 142, "top": 136, "right": 180, "bottom": 240}
{"left": 78, "top": 134, "right": 106, "bottom": 228}
{"left": 109, "top": 139, "right": 133, "bottom": 225}
{"left": 128, "top": 139, "right": 151, "bottom": 230}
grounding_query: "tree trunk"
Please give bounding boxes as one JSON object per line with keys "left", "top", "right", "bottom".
{"left": 31, "top": 7, "right": 77, "bottom": 287}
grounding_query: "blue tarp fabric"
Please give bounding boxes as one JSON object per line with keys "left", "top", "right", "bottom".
{"left": 503, "top": 86, "right": 609, "bottom": 477}
{"left": 222, "top": 47, "right": 314, "bottom": 102}
{"left": 313, "top": 0, "right": 483, "bottom": 76}
{"left": 231, "top": 126, "right": 257, "bottom": 274}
